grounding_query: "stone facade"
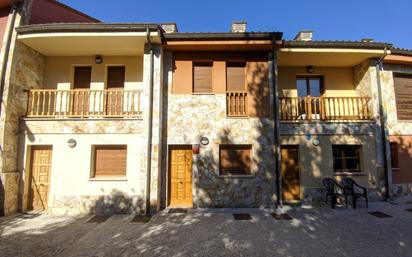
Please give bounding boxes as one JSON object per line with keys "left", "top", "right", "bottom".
{"left": 0, "top": 10, "right": 46, "bottom": 215}
{"left": 162, "top": 51, "right": 277, "bottom": 208}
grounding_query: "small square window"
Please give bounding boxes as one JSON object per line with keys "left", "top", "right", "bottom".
{"left": 219, "top": 145, "right": 252, "bottom": 176}
{"left": 332, "top": 145, "right": 361, "bottom": 173}
{"left": 93, "top": 145, "right": 127, "bottom": 177}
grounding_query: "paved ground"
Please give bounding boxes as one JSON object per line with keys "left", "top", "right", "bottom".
{"left": 1, "top": 198, "right": 412, "bottom": 257}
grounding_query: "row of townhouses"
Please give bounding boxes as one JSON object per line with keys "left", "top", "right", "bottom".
{"left": 0, "top": 0, "right": 411, "bottom": 216}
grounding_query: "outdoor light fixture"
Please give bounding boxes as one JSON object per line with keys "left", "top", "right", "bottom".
{"left": 95, "top": 55, "right": 103, "bottom": 64}
{"left": 67, "top": 138, "right": 77, "bottom": 148}
{"left": 200, "top": 137, "right": 209, "bottom": 146}
{"left": 312, "top": 137, "right": 320, "bottom": 146}
{"left": 307, "top": 65, "right": 315, "bottom": 73}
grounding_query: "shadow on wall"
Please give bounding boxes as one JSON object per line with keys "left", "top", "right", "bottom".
{"left": 0, "top": 176, "right": 4, "bottom": 216}
{"left": 191, "top": 61, "right": 277, "bottom": 208}
{"left": 82, "top": 189, "right": 145, "bottom": 215}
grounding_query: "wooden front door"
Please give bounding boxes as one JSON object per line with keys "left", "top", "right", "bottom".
{"left": 169, "top": 148, "right": 193, "bottom": 207}
{"left": 281, "top": 146, "right": 300, "bottom": 201}
{"left": 29, "top": 146, "right": 52, "bottom": 211}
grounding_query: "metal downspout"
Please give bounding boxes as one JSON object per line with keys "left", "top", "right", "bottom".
{"left": 271, "top": 37, "right": 282, "bottom": 208}
{"left": 375, "top": 48, "right": 391, "bottom": 199}
{"left": 156, "top": 27, "right": 164, "bottom": 212}
{"left": 145, "top": 27, "right": 155, "bottom": 215}
{"left": 0, "top": 3, "right": 18, "bottom": 114}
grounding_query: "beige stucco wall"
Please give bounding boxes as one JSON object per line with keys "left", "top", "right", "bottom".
{"left": 43, "top": 56, "right": 144, "bottom": 90}
{"left": 278, "top": 66, "right": 356, "bottom": 97}
{"left": 280, "top": 134, "right": 380, "bottom": 198}
{"left": 20, "top": 131, "right": 147, "bottom": 215}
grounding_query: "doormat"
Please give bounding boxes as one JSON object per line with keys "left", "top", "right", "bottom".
{"left": 405, "top": 208, "right": 412, "bottom": 213}
{"left": 168, "top": 208, "right": 188, "bottom": 214}
{"left": 87, "top": 215, "right": 112, "bottom": 223}
{"left": 271, "top": 213, "right": 293, "bottom": 220}
{"left": 368, "top": 211, "right": 392, "bottom": 218}
{"left": 233, "top": 213, "right": 252, "bottom": 220}
{"left": 131, "top": 215, "right": 152, "bottom": 223}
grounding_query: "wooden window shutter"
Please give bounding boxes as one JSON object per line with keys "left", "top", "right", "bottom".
{"left": 393, "top": 73, "right": 412, "bottom": 120}
{"left": 219, "top": 145, "right": 252, "bottom": 175}
{"left": 193, "top": 62, "right": 213, "bottom": 93}
{"left": 93, "top": 145, "right": 127, "bottom": 177}
{"left": 107, "top": 66, "right": 125, "bottom": 88}
{"left": 73, "top": 66, "right": 91, "bottom": 89}
{"left": 226, "top": 62, "right": 246, "bottom": 91}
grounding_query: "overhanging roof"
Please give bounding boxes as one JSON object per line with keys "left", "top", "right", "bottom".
{"left": 16, "top": 23, "right": 162, "bottom": 56}
{"left": 279, "top": 40, "right": 392, "bottom": 67}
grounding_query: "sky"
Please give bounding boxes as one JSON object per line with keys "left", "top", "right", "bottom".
{"left": 61, "top": 0, "right": 411, "bottom": 49}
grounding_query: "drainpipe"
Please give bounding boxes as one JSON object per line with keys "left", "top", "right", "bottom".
{"left": 271, "top": 36, "right": 282, "bottom": 208}
{"left": 0, "top": 3, "right": 19, "bottom": 114}
{"left": 145, "top": 27, "right": 155, "bottom": 215}
{"left": 375, "top": 48, "right": 391, "bottom": 199}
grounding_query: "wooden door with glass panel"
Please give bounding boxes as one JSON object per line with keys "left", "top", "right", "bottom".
{"left": 169, "top": 147, "right": 193, "bottom": 207}
{"left": 296, "top": 76, "right": 323, "bottom": 119}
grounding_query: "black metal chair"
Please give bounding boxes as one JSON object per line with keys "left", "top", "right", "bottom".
{"left": 322, "top": 178, "right": 345, "bottom": 209}
{"left": 341, "top": 177, "right": 368, "bottom": 209}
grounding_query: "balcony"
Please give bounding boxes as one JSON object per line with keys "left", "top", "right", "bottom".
{"left": 26, "top": 89, "right": 143, "bottom": 118}
{"left": 280, "top": 96, "right": 372, "bottom": 121}
{"left": 226, "top": 92, "right": 248, "bottom": 117}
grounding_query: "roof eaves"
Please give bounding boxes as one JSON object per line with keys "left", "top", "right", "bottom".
{"left": 16, "top": 23, "right": 162, "bottom": 35}
{"left": 164, "top": 32, "right": 283, "bottom": 41}
{"left": 390, "top": 47, "right": 412, "bottom": 57}
{"left": 283, "top": 40, "right": 392, "bottom": 49}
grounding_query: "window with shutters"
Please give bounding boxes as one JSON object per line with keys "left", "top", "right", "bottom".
{"left": 332, "top": 145, "right": 361, "bottom": 173}
{"left": 393, "top": 73, "right": 412, "bottom": 120}
{"left": 219, "top": 145, "right": 252, "bottom": 176}
{"left": 193, "top": 62, "right": 213, "bottom": 93}
{"left": 73, "top": 66, "right": 91, "bottom": 89}
{"left": 226, "top": 62, "right": 246, "bottom": 92}
{"left": 92, "top": 145, "right": 127, "bottom": 177}
{"left": 107, "top": 66, "right": 125, "bottom": 88}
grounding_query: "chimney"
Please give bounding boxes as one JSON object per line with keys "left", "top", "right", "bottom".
{"left": 231, "top": 21, "right": 247, "bottom": 33}
{"left": 361, "top": 38, "right": 374, "bottom": 43}
{"left": 294, "top": 30, "right": 314, "bottom": 41}
{"left": 161, "top": 23, "right": 178, "bottom": 33}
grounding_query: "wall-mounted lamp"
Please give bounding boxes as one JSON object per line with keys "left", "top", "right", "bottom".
{"left": 307, "top": 65, "right": 315, "bottom": 73}
{"left": 67, "top": 139, "right": 77, "bottom": 148}
{"left": 200, "top": 137, "right": 209, "bottom": 146}
{"left": 95, "top": 55, "right": 103, "bottom": 64}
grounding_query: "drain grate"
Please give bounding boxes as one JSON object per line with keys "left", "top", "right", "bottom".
{"left": 168, "top": 208, "right": 188, "bottom": 214}
{"left": 87, "top": 215, "right": 112, "bottom": 223}
{"left": 131, "top": 215, "right": 152, "bottom": 223}
{"left": 233, "top": 213, "right": 252, "bottom": 220}
{"left": 271, "top": 213, "right": 293, "bottom": 220}
{"left": 368, "top": 211, "right": 392, "bottom": 218}
{"left": 406, "top": 208, "right": 412, "bottom": 213}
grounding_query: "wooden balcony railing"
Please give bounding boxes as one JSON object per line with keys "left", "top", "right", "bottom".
{"left": 26, "top": 89, "right": 143, "bottom": 118}
{"left": 280, "top": 96, "right": 372, "bottom": 121}
{"left": 227, "top": 92, "right": 248, "bottom": 116}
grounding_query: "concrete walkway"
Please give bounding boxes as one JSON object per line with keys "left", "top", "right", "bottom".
{"left": 1, "top": 198, "right": 412, "bottom": 257}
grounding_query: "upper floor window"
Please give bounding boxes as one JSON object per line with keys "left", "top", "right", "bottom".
{"left": 393, "top": 73, "right": 412, "bottom": 121}
{"left": 193, "top": 62, "right": 213, "bottom": 93}
{"left": 296, "top": 76, "right": 323, "bottom": 97}
{"left": 332, "top": 145, "right": 361, "bottom": 173}
{"left": 107, "top": 66, "right": 125, "bottom": 89}
{"left": 226, "top": 62, "right": 246, "bottom": 92}
{"left": 73, "top": 66, "right": 91, "bottom": 89}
